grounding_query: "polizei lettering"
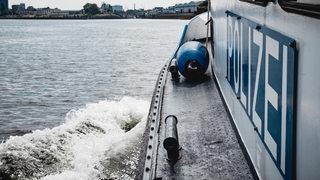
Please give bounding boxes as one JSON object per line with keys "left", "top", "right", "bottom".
{"left": 226, "top": 12, "right": 296, "bottom": 180}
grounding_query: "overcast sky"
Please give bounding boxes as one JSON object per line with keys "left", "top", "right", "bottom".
{"left": 9, "top": 0, "right": 192, "bottom": 10}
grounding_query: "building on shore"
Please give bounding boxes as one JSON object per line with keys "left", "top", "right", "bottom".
{"left": 0, "top": 0, "right": 8, "bottom": 15}
{"left": 11, "top": 3, "right": 26, "bottom": 15}
{"left": 174, "top": 1, "right": 198, "bottom": 13}
{"left": 101, "top": 2, "right": 112, "bottom": 14}
{"left": 152, "top": 7, "right": 164, "bottom": 15}
{"left": 36, "top": 7, "right": 62, "bottom": 16}
{"left": 112, "top": 5, "right": 123, "bottom": 13}
{"left": 10, "top": 3, "right": 83, "bottom": 17}
{"left": 163, "top": 6, "right": 176, "bottom": 14}
{"left": 151, "top": 1, "right": 200, "bottom": 16}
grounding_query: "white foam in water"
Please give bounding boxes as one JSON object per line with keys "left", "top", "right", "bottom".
{"left": 0, "top": 97, "right": 149, "bottom": 180}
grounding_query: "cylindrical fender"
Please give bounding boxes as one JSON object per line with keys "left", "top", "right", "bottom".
{"left": 176, "top": 41, "right": 209, "bottom": 79}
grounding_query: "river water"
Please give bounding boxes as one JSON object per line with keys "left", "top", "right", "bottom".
{"left": 0, "top": 19, "right": 186, "bottom": 179}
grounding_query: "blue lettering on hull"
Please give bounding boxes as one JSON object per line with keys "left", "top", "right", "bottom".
{"left": 226, "top": 11, "right": 296, "bottom": 180}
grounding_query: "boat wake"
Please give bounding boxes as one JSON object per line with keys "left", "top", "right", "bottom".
{"left": 0, "top": 97, "right": 148, "bottom": 180}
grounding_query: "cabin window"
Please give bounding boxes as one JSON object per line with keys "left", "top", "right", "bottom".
{"left": 239, "top": 0, "right": 271, "bottom": 6}
{"left": 288, "top": 0, "right": 318, "bottom": 5}
{"left": 240, "top": 0, "right": 320, "bottom": 19}
{"left": 278, "top": 0, "right": 320, "bottom": 19}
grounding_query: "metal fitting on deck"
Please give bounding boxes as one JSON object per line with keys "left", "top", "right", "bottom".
{"left": 169, "top": 59, "right": 179, "bottom": 80}
{"left": 163, "top": 115, "right": 181, "bottom": 163}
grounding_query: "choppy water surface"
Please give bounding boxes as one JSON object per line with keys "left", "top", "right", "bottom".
{"left": 0, "top": 19, "right": 186, "bottom": 179}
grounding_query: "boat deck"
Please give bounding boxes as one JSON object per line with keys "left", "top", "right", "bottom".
{"left": 140, "top": 39, "right": 256, "bottom": 179}
{"left": 154, "top": 70, "right": 255, "bottom": 179}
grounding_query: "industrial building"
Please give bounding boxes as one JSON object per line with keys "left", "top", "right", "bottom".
{"left": 0, "top": 0, "right": 8, "bottom": 15}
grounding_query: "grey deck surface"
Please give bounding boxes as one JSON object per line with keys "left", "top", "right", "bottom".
{"left": 154, "top": 71, "right": 254, "bottom": 179}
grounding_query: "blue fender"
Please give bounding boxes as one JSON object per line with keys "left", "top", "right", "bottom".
{"left": 176, "top": 41, "right": 209, "bottom": 79}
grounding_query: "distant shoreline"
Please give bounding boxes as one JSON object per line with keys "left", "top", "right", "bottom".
{"left": 0, "top": 14, "right": 121, "bottom": 20}
{"left": 147, "top": 13, "right": 196, "bottom": 20}
{"left": 0, "top": 13, "right": 196, "bottom": 20}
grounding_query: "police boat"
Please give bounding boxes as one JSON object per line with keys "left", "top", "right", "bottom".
{"left": 138, "top": 0, "right": 320, "bottom": 179}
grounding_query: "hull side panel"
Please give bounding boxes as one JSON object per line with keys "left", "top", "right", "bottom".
{"left": 211, "top": 0, "right": 320, "bottom": 179}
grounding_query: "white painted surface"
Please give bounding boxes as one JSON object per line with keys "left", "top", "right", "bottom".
{"left": 211, "top": 0, "right": 320, "bottom": 179}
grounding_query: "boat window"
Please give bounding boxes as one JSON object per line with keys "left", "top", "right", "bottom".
{"left": 278, "top": 0, "right": 320, "bottom": 19}
{"left": 239, "top": 0, "right": 271, "bottom": 6}
{"left": 290, "top": 0, "right": 318, "bottom": 5}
